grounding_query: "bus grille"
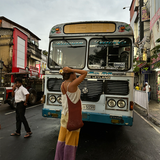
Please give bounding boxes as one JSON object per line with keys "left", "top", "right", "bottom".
{"left": 47, "top": 78, "right": 63, "bottom": 91}
{"left": 79, "top": 80, "right": 103, "bottom": 102}
{"left": 47, "top": 78, "right": 128, "bottom": 100}
{"left": 104, "top": 80, "right": 129, "bottom": 95}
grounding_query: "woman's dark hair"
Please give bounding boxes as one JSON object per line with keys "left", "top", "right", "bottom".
{"left": 15, "top": 78, "right": 22, "bottom": 83}
{"left": 63, "top": 72, "right": 74, "bottom": 80}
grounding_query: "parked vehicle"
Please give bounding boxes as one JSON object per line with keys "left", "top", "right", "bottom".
{"left": 0, "top": 72, "right": 44, "bottom": 109}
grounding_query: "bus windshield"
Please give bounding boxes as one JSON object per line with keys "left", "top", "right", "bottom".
{"left": 88, "top": 38, "right": 131, "bottom": 70}
{"left": 49, "top": 39, "right": 86, "bottom": 69}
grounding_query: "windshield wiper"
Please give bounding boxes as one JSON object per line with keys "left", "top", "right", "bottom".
{"left": 63, "top": 39, "right": 85, "bottom": 48}
{"left": 67, "top": 46, "right": 85, "bottom": 48}
{"left": 63, "top": 39, "right": 73, "bottom": 48}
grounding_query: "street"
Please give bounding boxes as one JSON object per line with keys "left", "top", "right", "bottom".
{"left": 0, "top": 104, "right": 160, "bottom": 160}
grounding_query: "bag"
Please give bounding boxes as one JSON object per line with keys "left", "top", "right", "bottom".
{"left": 62, "top": 83, "right": 84, "bottom": 131}
{"left": 66, "top": 94, "right": 84, "bottom": 131}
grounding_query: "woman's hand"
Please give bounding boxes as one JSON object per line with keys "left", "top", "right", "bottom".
{"left": 63, "top": 67, "right": 72, "bottom": 73}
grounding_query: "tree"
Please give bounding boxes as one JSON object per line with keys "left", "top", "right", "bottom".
{"left": 133, "top": 38, "right": 160, "bottom": 73}
{"left": 42, "top": 50, "right": 48, "bottom": 56}
{"left": 150, "top": 38, "right": 160, "bottom": 68}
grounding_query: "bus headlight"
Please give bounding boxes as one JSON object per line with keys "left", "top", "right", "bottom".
{"left": 49, "top": 95, "right": 56, "bottom": 103}
{"left": 57, "top": 96, "right": 62, "bottom": 104}
{"left": 117, "top": 100, "right": 126, "bottom": 108}
{"left": 107, "top": 99, "right": 116, "bottom": 107}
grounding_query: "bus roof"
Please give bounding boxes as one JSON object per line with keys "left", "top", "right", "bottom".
{"left": 49, "top": 21, "right": 133, "bottom": 38}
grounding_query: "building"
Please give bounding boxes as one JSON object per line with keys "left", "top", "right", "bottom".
{"left": 0, "top": 16, "right": 41, "bottom": 86}
{"left": 149, "top": 0, "right": 160, "bottom": 102}
{"left": 36, "top": 52, "right": 47, "bottom": 79}
{"left": 130, "top": 0, "right": 160, "bottom": 101}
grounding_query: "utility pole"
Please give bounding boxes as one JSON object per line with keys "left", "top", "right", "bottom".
{"left": 0, "top": 59, "right": 4, "bottom": 87}
{"left": 139, "top": 0, "right": 144, "bottom": 41}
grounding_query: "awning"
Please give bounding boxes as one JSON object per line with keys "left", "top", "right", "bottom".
{"left": 137, "top": 62, "right": 147, "bottom": 68}
{"left": 30, "top": 55, "right": 41, "bottom": 61}
{"left": 5, "top": 72, "right": 30, "bottom": 75}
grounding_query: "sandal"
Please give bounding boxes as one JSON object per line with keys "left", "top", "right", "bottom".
{"left": 24, "top": 132, "right": 32, "bottom": 138}
{"left": 10, "top": 132, "right": 20, "bottom": 136}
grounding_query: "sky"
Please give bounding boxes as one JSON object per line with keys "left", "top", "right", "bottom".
{"left": 0, "top": 0, "right": 132, "bottom": 51}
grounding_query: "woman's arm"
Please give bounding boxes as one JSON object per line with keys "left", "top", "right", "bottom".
{"left": 63, "top": 67, "right": 87, "bottom": 87}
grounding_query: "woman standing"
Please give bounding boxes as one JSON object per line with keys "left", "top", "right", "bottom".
{"left": 54, "top": 67, "right": 87, "bottom": 160}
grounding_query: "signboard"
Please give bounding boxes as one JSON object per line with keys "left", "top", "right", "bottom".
{"left": 141, "top": 67, "right": 152, "bottom": 74}
{"left": 114, "top": 62, "right": 125, "bottom": 68}
{"left": 64, "top": 23, "right": 115, "bottom": 33}
{"left": 30, "top": 66, "right": 38, "bottom": 71}
{"left": 29, "top": 66, "right": 39, "bottom": 77}
{"left": 31, "top": 71, "right": 38, "bottom": 76}
{"left": 141, "top": 6, "right": 150, "bottom": 22}
{"left": 137, "top": 62, "right": 147, "bottom": 68}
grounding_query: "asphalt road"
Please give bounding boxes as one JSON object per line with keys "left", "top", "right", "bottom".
{"left": 0, "top": 104, "right": 160, "bottom": 160}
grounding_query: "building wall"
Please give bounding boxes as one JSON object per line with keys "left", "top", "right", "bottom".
{"left": 29, "top": 58, "right": 36, "bottom": 67}
{"left": 139, "top": 72, "right": 144, "bottom": 89}
{"left": 0, "top": 29, "right": 13, "bottom": 72}
{"left": 149, "top": 0, "right": 160, "bottom": 102}
{"left": 2, "top": 19, "right": 39, "bottom": 45}
{"left": 130, "top": 0, "right": 136, "bottom": 21}
{"left": 1, "top": 17, "right": 41, "bottom": 78}
{"left": 150, "top": 0, "right": 160, "bottom": 51}
{"left": 149, "top": 71, "right": 157, "bottom": 101}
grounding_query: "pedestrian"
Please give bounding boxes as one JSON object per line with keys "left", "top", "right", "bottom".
{"left": 10, "top": 78, "right": 32, "bottom": 138}
{"left": 54, "top": 67, "right": 87, "bottom": 160}
{"left": 143, "top": 82, "right": 151, "bottom": 103}
{"left": 135, "top": 83, "right": 140, "bottom": 90}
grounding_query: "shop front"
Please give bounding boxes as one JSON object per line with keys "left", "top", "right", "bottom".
{"left": 151, "top": 57, "right": 160, "bottom": 102}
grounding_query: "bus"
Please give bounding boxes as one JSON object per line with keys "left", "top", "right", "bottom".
{"left": 42, "top": 21, "right": 134, "bottom": 126}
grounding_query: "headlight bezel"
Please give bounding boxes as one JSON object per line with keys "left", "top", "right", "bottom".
{"left": 49, "top": 95, "right": 56, "bottom": 103}
{"left": 57, "top": 95, "right": 62, "bottom": 104}
{"left": 117, "top": 99, "right": 126, "bottom": 108}
{"left": 107, "top": 99, "right": 116, "bottom": 107}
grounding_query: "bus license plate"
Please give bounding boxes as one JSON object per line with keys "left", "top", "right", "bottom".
{"left": 51, "top": 113, "right": 59, "bottom": 118}
{"left": 82, "top": 104, "right": 95, "bottom": 110}
{"left": 111, "top": 119, "right": 120, "bottom": 124}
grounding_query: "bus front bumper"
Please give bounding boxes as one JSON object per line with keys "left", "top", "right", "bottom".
{"left": 42, "top": 108, "right": 133, "bottom": 126}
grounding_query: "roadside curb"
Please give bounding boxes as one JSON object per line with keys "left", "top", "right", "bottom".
{"left": 134, "top": 104, "right": 148, "bottom": 117}
{"left": 148, "top": 114, "right": 160, "bottom": 127}
{"left": 134, "top": 104, "right": 160, "bottom": 127}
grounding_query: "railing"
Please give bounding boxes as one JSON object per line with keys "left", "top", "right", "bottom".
{"left": 134, "top": 89, "right": 148, "bottom": 111}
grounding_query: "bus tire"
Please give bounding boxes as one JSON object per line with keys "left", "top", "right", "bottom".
{"left": 28, "top": 89, "right": 37, "bottom": 105}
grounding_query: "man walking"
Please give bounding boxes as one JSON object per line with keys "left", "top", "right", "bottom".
{"left": 10, "top": 78, "right": 32, "bottom": 138}
{"left": 144, "top": 82, "right": 151, "bottom": 103}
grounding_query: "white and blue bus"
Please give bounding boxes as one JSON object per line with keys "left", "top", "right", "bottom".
{"left": 42, "top": 21, "right": 134, "bottom": 126}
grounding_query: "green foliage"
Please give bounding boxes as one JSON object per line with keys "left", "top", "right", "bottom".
{"left": 133, "top": 65, "right": 140, "bottom": 73}
{"left": 156, "top": 38, "right": 160, "bottom": 43}
{"left": 133, "top": 38, "right": 160, "bottom": 73}
{"left": 43, "top": 50, "right": 48, "bottom": 56}
{"left": 143, "top": 67, "right": 148, "bottom": 71}
{"left": 150, "top": 38, "right": 160, "bottom": 67}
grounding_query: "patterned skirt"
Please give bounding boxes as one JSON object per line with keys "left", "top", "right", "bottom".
{"left": 54, "top": 113, "right": 80, "bottom": 160}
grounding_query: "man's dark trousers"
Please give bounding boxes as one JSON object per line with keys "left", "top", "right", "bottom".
{"left": 16, "top": 101, "right": 31, "bottom": 134}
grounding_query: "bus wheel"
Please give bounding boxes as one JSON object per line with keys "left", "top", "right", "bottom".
{"left": 28, "top": 89, "right": 37, "bottom": 105}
